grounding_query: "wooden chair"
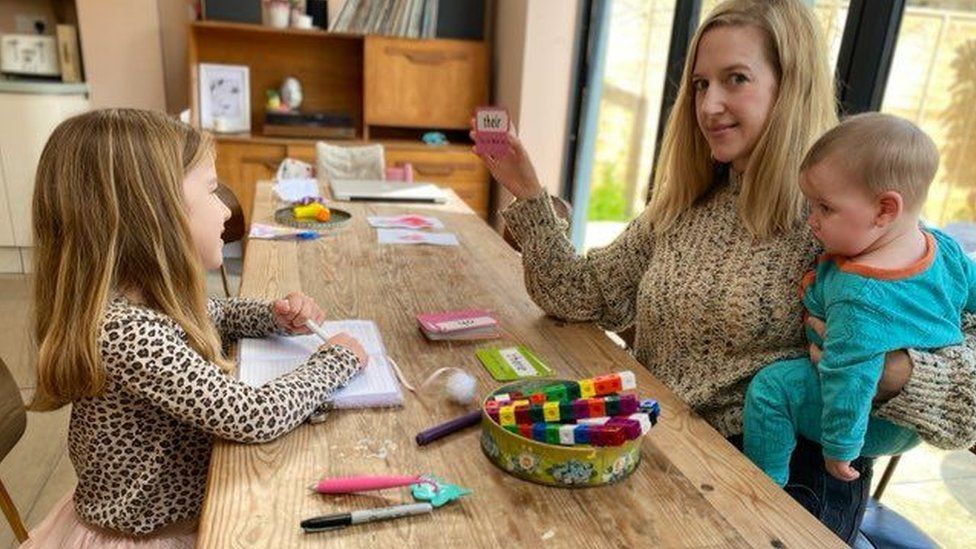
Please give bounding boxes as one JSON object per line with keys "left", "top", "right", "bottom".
{"left": 0, "top": 356, "right": 28, "bottom": 543}
{"left": 215, "top": 182, "right": 246, "bottom": 298}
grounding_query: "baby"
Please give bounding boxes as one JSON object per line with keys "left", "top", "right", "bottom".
{"left": 743, "top": 112, "right": 976, "bottom": 485}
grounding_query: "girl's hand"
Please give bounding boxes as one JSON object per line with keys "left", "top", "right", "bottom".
{"left": 469, "top": 119, "right": 545, "bottom": 200}
{"left": 322, "top": 332, "right": 368, "bottom": 368}
{"left": 824, "top": 458, "right": 860, "bottom": 482}
{"left": 273, "top": 292, "right": 325, "bottom": 334}
{"left": 806, "top": 316, "right": 912, "bottom": 402}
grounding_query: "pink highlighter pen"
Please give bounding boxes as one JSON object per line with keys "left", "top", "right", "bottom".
{"left": 308, "top": 475, "right": 436, "bottom": 494}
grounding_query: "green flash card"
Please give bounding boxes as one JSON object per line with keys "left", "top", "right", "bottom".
{"left": 476, "top": 345, "right": 552, "bottom": 381}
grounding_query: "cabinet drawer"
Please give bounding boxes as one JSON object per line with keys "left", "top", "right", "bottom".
{"left": 215, "top": 141, "right": 287, "bottom": 226}
{"left": 449, "top": 179, "right": 489, "bottom": 216}
{"left": 384, "top": 147, "right": 489, "bottom": 217}
{"left": 365, "top": 36, "right": 487, "bottom": 129}
{"left": 285, "top": 144, "right": 317, "bottom": 164}
{"left": 384, "top": 148, "right": 485, "bottom": 183}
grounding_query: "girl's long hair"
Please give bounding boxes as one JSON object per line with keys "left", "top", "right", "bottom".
{"left": 30, "top": 109, "right": 230, "bottom": 411}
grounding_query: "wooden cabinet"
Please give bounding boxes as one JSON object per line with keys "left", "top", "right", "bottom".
{"left": 365, "top": 36, "right": 488, "bottom": 129}
{"left": 189, "top": 23, "right": 363, "bottom": 137}
{"left": 0, "top": 92, "right": 89, "bottom": 272}
{"left": 214, "top": 137, "right": 491, "bottom": 221}
{"left": 384, "top": 145, "right": 489, "bottom": 215}
{"left": 214, "top": 141, "right": 286, "bottom": 227}
{"left": 192, "top": 21, "right": 492, "bottom": 233}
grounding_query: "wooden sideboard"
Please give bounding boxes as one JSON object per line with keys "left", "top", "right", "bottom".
{"left": 214, "top": 135, "right": 490, "bottom": 225}
{"left": 190, "top": 21, "right": 491, "bottom": 224}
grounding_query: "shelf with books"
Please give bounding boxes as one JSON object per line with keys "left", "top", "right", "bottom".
{"left": 188, "top": 11, "right": 491, "bottom": 224}
{"left": 329, "top": 0, "right": 486, "bottom": 41}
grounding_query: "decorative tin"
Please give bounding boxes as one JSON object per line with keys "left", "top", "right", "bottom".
{"left": 480, "top": 379, "right": 642, "bottom": 487}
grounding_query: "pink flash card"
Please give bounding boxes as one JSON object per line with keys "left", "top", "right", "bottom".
{"left": 416, "top": 309, "right": 498, "bottom": 335}
{"left": 475, "top": 107, "right": 510, "bottom": 157}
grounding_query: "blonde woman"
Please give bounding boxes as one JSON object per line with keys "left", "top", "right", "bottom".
{"left": 24, "top": 109, "right": 367, "bottom": 546}
{"left": 477, "top": 0, "right": 976, "bottom": 542}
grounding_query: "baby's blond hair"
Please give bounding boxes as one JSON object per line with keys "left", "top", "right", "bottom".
{"left": 801, "top": 112, "right": 939, "bottom": 210}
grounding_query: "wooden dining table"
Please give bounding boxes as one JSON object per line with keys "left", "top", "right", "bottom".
{"left": 197, "top": 181, "right": 844, "bottom": 548}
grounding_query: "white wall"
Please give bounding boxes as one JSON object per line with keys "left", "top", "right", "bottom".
{"left": 76, "top": 0, "right": 167, "bottom": 110}
{"left": 519, "top": 0, "right": 578, "bottom": 196}
{"left": 157, "top": 0, "right": 190, "bottom": 114}
{"left": 491, "top": 0, "right": 580, "bottom": 219}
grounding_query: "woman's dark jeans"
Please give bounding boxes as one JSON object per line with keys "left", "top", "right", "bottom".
{"left": 729, "top": 435, "right": 874, "bottom": 545}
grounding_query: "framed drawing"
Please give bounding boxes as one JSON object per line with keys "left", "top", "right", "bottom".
{"left": 198, "top": 63, "right": 250, "bottom": 133}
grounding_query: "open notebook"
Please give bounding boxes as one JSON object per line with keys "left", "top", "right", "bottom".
{"left": 238, "top": 320, "right": 403, "bottom": 408}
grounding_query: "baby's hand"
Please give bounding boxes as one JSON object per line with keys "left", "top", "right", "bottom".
{"left": 273, "top": 292, "right": 325, "bottom": 334}
{"left": 824, "top": 458, "right": 860, "bottom": 482}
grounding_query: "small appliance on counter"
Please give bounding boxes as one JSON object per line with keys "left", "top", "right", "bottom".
{"left": 0, "top": 34, "right": 60, "bottom": 77}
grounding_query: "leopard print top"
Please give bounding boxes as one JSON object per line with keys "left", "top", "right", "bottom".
{"left": 68, "top": 296, "right": 362, "bottom": 535}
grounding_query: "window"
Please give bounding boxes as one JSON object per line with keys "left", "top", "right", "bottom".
{"left": 577, "top": 1, "right": 854, "bottom": 251}
{"left": 581, "top": 0, "right": 677, "bottom": 250}
{"left": 880, "top": 1, "right": 976, "bottom": 244}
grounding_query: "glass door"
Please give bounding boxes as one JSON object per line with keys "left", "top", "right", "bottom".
{"left": 573, "top": 0, "right": 853, "bottom": 251}
{"left": 880, "top": 1, "right": 976, "bottom": 252}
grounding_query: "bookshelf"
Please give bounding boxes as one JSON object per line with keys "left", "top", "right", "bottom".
{"left": 188, "top": 20, "right": 491, "bottom": 223}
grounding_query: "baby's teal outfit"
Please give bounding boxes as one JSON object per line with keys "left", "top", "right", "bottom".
{"left": 744, "top": 228, "right": 976, "bottom": 486}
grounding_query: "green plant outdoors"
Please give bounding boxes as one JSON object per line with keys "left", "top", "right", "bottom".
{"left": 587, "top": 162, "right": 630, "bottom": 222}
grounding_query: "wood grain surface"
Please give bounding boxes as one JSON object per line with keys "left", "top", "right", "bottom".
{"left": 197, "top": 182, "right": 844, "bottom": 548}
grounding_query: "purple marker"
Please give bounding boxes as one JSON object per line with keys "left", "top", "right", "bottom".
{"left": 415, "top": 410, "right": 482, "bottom": 446}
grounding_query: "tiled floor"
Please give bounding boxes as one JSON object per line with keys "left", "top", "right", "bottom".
{"left": 1, "top": 264, "right": 974, "bottom": 547}
{"left": 871, "top": 447, "right": 976, "bottom": 546}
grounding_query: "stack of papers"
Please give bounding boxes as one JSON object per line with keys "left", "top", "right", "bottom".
{"left": 369, "top": 214, "right": 458, "bottom": 246}
{"left": 367, "top": 215, "right": 444, "bottom": 229}
{"left": 273, "top": 178, "right": 320, "bottom": 203}
{"left": 416, "top": 309, "right": 500, "bottom": 341}
{"left": 377, "top": 229, "right": 459, "bottom": 246}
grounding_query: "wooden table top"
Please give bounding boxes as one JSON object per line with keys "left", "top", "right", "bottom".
{"left": 197, "top": 181, "right": 843, "bottom": 548}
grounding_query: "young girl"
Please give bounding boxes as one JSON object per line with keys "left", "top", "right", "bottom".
{"left": 23, "top": 109, "right": 367, "bottom": 547}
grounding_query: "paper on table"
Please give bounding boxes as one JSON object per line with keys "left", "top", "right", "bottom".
{"left": 238, "top": 320, "right": 403, "bottom": 408}
{"left": 248, "top": 223, "right": 316, "bottom": 240}
{"left": 367, "top": 215, "right": 444, "bottom": 230}
{"left": 273, "top": 178, "right": 320, "bottom": 202}
{"left": 376, "top": 229, "right": 459, "bottom": 246}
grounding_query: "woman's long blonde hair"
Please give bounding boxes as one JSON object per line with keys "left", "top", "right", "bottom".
{"left": 647, "top": 0, "right": 837, "bottom": 238}
{"left": 30, "top": 109, "right": 231, "bottom": 411}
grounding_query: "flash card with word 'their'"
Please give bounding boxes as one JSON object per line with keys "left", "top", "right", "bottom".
{"left": 475, "top": 106, "right": 510, "bottom": 157}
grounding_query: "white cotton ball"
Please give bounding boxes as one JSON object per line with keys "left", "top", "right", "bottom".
{"left": 443, "top": 370, "right": 477, "bottom": 405}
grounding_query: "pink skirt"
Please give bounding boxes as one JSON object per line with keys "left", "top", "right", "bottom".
{"left": 20, "top": 492, "right": 196, "bottom": 548}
